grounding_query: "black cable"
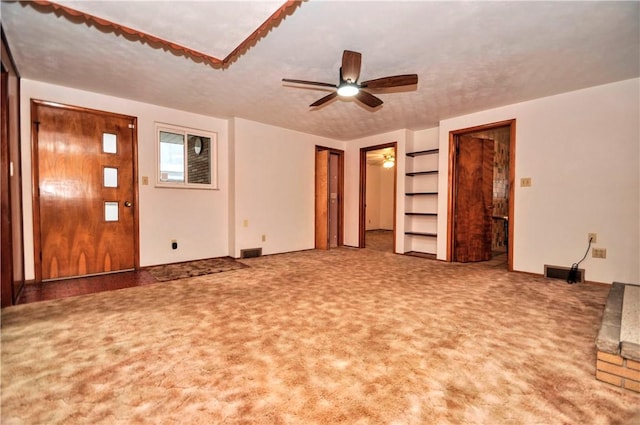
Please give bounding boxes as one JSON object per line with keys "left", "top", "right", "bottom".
{"left": 567, "top": 237, "right": 593, "bottom": 284}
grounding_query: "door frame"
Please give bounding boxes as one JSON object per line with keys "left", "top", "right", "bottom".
{"left": 359, "top": 142, "right": 397, "bottom": 249}
{"left": 315, "top": 145, "right": 344, "bottom": 249}
{"left": 447, "top": 119, "right": 516, "bottom": 270}
{"left": 30, "top": 100, "right": 140, "bottom": 282}
{"left": 1, "top": 31, "right": 25, "bottom": 306}
{"left": 1, "top": 69, "right": 11, "bottom": 305}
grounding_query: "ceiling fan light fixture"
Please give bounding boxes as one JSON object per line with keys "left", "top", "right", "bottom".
{"left": 337, "top": 83, "right": 359, "bottom": 97}
{"left": 383, "top": 155, "right": 395, "bottom": 168}
{"left": 283, "top": 50, "right": 416, "bottom": 108}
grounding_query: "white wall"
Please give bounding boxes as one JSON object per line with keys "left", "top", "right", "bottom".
{"left": 438, "top": 78, "right": 640, "bottom": 283}
{"left": 365, "top": 164, "right": 381, "bottom": 230}
{"left": 378, "top": 166, "right": 395, "bottom": 230}
{"left": 232, "top": 118, "right": 343, "bottom": 258}
{"left": 20, "top": 80, "right": 231, "bottom": 279}
{"left": 18, "top": 78, "right": 639, "bottom": 285}
{"left": 365, "top": 164, "right": 394, "bottom": 230}
{"left": 412, "top": 127, "right": 440, "bottom": 152}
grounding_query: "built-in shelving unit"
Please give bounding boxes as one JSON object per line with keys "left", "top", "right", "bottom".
{"left": 404, "top": 147, "right": 439, "bottom": 257}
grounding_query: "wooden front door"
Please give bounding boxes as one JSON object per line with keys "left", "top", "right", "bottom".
{"left": 453, "top": 136, "right": 494, "bottom": 262}
{"left": 33, "top": 101, "right": 137, "bottom": 280}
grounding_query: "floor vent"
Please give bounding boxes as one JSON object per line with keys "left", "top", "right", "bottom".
{"left": 544, "top": 265, "right": 584, "bottom": 283}
{"left": 240, "top": 248, "right": 262, "bottom": 259}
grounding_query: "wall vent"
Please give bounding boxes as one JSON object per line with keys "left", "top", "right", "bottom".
{"left": 544, "top": 265, "right": 584, "bottom": 283}
{"left": 240, "top": 248, "right": 262, "bottom": 259}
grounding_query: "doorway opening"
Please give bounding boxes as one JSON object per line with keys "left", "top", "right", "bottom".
{"left": 447, "top": 120, "right": 515, "bottom": 270}
{"left": 315, "top": 146, "right": 344, "bottom": 250}
{"left": 359, "top": 142, "right": 397, "bottom": 252}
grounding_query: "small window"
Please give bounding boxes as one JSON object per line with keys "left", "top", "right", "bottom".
{"left": 156, "top": 123, "right": 217, "bottom": 189}
{"left": 103, "top": 133, "right": 117, "bottom": 154}
{"left": 103, "top": 167, "right": 118, "bottom": 188}
{"left": 104, "top": 202, "right": 119, "bottom": 222}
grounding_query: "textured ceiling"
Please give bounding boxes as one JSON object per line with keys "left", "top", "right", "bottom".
{"left": 2, "top": 1, "right": 638, "bottom": 141}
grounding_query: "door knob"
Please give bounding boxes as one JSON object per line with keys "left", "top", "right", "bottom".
{"left": 124, "top": 201, "right": 132, "bottom": 207}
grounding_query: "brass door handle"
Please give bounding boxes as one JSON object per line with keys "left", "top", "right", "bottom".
{"left": 124, "top": 201, "right": 132, "bottom": 207}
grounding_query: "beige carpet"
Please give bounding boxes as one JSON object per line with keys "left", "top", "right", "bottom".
{"left": 146, "top": 257, "right": 248, "bottom": 282}
{"left": 365, "top": 230, "right": 394, "bottom": 252}
{"left": 2, "top": 248, "right": 639, "bottom": 424}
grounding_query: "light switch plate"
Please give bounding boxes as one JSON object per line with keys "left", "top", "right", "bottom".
{"left": 520, "top": 177, "right": 532, "bottom": 187}
{"left": 592, "top": 248, "right": 607, "bottom": 259}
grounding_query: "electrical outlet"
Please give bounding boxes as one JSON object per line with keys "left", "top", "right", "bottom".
{"left": 261, "top": 235, "right": 266, "bottom": 242}
{"left": 592, "top": 248, "right": 606, "bottom": 259}
{"left": 243, "top": 219, "right": 249, "bottom": 228}
{"left": 588, "top": 233, "right": 597, "bottom": 244}
{"left": 520, "top": 177, "right": 532, "bottom": 187}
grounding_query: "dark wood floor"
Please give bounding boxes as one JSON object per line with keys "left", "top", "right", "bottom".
{"left": 18, "top": 270, "right": 158, "bottom": 305}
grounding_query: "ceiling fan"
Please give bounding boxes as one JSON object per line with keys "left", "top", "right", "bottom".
{"left": 367, "top": 148, "right": 396, "bottom": 168}
{"left": 282, "top": 50, "right": 418, "bottom": 108}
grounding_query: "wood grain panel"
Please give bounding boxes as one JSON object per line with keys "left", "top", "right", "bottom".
{"left": 454, "top": 137, "right": 494, "bottom": 262}
{"left": 1, "top": 70, "right": 12, "bottom": 306}
{"left": 329, "top": 153, "right": 339, "bottom": 248}
{"left": 315, "top": 149, "right": 329, "bottom": 250}
{"left": 35, "top": 103, "right": 135, "bottom": 280}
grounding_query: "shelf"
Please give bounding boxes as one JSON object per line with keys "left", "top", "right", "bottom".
{"left": 405, "top": 192, "right": 438, "bottom": 196}
{"left": 405, "top": 251, "right": 437, "bottom": 260}
{"left": 405, "top": 147, "right": 439, "bottom": 258}
{"left": 405, "top": 231, "right": 437, "bottom": 237}
{"left": 406, "top": 149, "right": 439, "bottom": 157}
{"left": 406, "top": 170, "right": 438, "bottom": 177}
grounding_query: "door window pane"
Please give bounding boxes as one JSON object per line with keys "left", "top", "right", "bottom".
{"left": 104, "top": 202, "right": 119, "bottom": 222}
{"left": 103, "top": 167, "right": 118, "bottom": 188}
{"left": 103, "top": 133, "right": 117, "bottom": 154}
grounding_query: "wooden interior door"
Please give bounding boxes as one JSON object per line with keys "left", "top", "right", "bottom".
{"left": 1, "top": 70, "right": 13, "bottom": 305}
{"left": 454, "top": 136, "right": 494, "bottom": 262}
{"left": 34, "top": 102, "right": 137, "bottom": 280}
{"left": 328, "top": 152, "right": 339, "bottom": 248}
{"left": 315, "top": 149, "right": 329, "bottom": 250}
{"left": 2, "top": 48, "right": 25, "bottom": 306}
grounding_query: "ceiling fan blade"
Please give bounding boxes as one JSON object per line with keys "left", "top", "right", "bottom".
{"left": 355, "top": 90, "right": 383, "bottom": 108}
{"left": 360, "top": 74, "right": 418, "bottom": 89}
{"left": 341, "top": 50, "right": 362, "bottom": 83}
{"left": 310, "top": 91, "right": 338, "bottom": 107}
{"left": 282, "top": 78, "right": 336, "bottom": 88}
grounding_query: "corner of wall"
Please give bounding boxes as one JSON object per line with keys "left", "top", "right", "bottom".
{"left": 228, "top": 117, "right": 237, "bottom": 257}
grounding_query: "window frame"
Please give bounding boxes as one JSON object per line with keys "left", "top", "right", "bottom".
{"left": 155, "top": 123, "right": 218, "bottom": 190}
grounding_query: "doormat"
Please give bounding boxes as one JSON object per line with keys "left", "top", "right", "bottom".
{"left": 146, "top": 257, "right": 248, "bottom": 282}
